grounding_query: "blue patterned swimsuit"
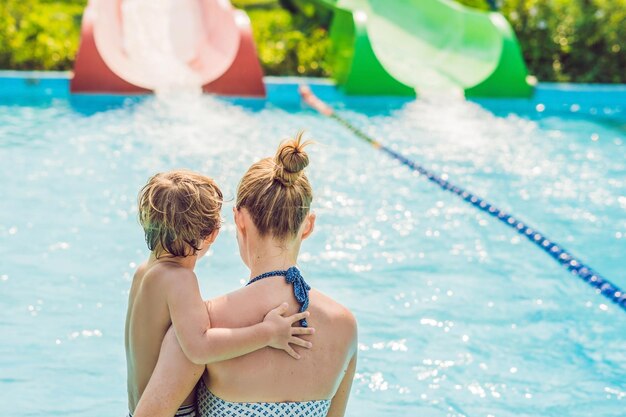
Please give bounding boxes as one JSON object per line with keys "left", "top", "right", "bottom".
{"left": 197, "top": 379, "right": 331, "bottom": 417}
{"left": 197, "top": 267, "right": 330, "bottom": 417}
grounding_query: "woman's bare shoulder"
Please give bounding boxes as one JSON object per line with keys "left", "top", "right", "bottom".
{"left": 310, "top": 289, "right": 358, "bottom": 331}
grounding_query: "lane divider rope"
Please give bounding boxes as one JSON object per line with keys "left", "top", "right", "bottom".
{"left": 299, "top": 85, "right": 626, "bottom": 312}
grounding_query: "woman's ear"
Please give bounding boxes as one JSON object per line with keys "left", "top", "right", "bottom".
{"left": 233, "top": 207, "right": 246, "bottom": 236}
{"left": 301, "top": 212, "right": 316, "bottom": 241}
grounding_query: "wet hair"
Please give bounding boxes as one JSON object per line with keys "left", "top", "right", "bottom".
{"left": 138, "top": 170, "right": 223, "bottom": 257}
{"left": 236, "top": 132, "right": 313, "bottom": 240}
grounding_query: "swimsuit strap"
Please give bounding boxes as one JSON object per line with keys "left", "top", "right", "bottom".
{"left": 247, "top": 266, "right": 310, "bottom": 327}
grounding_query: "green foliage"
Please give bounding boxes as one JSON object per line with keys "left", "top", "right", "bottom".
{"left": 0, "top": 0, "right": 84, "bottom": 70}
{"left": 501, "top": 0, "right": 626, "bottom": 83}
{"left": 246, "top": 7, "right": 331, "bottom": 76}
{"left": 232, "top": 0, "right": 331, "bottom": 76}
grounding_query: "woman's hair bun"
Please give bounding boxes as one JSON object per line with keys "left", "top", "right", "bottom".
{"left": 273, "top": 131, "right": 311, "bottom": 186}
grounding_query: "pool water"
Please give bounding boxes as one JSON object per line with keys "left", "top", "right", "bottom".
{"left": 1, "top": 74, "right": 625, "bottom": 416}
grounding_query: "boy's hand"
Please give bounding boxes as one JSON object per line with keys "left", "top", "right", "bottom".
{"left": 263, "top": 302, "right": 315, "bottom": 359}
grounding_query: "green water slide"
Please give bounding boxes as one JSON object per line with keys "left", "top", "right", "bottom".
{"left": 311, "top": 0, "right": 533, "bottom": 97}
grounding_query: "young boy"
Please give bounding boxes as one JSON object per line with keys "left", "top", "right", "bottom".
{"left": 125, "top": 170, "right": 313, "bottom": 416}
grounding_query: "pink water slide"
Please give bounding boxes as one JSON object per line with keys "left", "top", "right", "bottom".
{"left": 71, "top": 0, "right": 266, "bottom": 96}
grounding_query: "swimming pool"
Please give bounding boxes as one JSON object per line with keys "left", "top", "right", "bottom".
{"left": 1, "top": 73, "right": 625, "bottom": 416}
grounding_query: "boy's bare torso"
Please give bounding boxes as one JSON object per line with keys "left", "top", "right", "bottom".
{"left": 125, "top": 261, "right": 195, "bottom": 412}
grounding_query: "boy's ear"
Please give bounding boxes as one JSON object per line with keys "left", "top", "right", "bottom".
{"left": 205, "top": 227, "right": 220, "bottom": 245}
{"left": 301, "top": 212, "right": 316, "bottom": 241}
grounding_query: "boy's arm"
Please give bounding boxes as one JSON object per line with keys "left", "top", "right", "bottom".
{"left": 133, "top": 327, "right": 204, "bottom": 417}
{"left": 166, "top": 269, "right": 314, "bottom": 364}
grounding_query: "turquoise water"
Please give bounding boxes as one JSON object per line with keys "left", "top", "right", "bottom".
{"left": 1, "top": 75, "right": 625, "bottom": 416}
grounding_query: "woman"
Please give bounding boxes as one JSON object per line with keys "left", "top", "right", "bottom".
{"left": 134, "top": 133, "right": 358, "bottom": 417}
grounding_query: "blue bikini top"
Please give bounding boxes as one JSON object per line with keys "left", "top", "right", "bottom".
{"left": 247, "top": 266, "right": 311, "bottom": 327}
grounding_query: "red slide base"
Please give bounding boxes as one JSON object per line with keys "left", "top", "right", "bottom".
{"left": 70, "top": 6, "right": 148, "bottom": 94}
{"left": 71, "top": 3, "right": 265, "bottom": 97}
{"left": 203, "top": 12, "right": 266, "bottom": 97}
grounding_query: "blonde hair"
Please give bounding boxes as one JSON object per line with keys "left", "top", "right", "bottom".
{"left": 236, "top": 132, "right": 313, "bottom": 239}
{"left": 138, "top": 170, "right": 223, "bottom": 257}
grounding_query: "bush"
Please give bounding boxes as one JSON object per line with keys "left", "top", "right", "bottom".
{"left": 501, "top": 0, "right": 626, "bottom": 83}
{"left": 0, "top": 0, "right": 84, "bottom": 70}
{"left": 245, "top": 7, "right": 331, "bottom": 76}
{"left": 232, "top": 0, "right": 330, "bottom": 76}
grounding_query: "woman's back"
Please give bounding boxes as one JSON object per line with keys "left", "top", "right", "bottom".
{"left": 203, "top": 276, "right": 357, "bottom": 403}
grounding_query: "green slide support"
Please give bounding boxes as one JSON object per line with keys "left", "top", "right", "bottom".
{"left": 311, "top": 0, "right": 533, "bottom": 97}
{"left": 330, "top": 7, "right": 416, "bottom": 96}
